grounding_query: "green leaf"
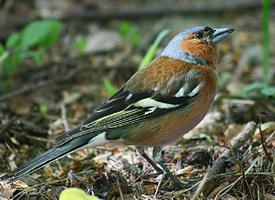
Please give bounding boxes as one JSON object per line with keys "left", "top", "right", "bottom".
{"left": 218, "top": 72, "right": 232, "bottom": 87}
{"left": 20, "top": 20, "right": 63, "bottom": 49}
{"left": 119, "top": 21, "right": 141, "bottom": 46}
{"left": 73, "top": 36, "right": 88, "bottom": 54}
{"left": 0, "top": 43, "right": 8, "bottom": 65}
{"left": 200, "top": 133, "right": 213, "bottom": 143}
{"left": 103, "top": 78, "right": 117, "bottom": 97}
{"left": 240, "top": 82, "right": 264, "bottom": 96}
{"left": 39, "top": 104, "right": 48, "bottom": 114}
{"left": 0, "top": 51, "right": 9, "bottom": 67}
{"left": 119, "top": 21, "right": 131, "bottom": 36}
{"left": 1, "top": 51, "right": 24, "bottom": 76}
{"left": 262, "top": 0, "right": 271, "bottom": 84}
{"left": 240, "top": 83, "right": 275, "bottom": 98}
{"left": 261, "top": 86, "right": 275, "bottom": 97}
{"left": 0, "top": 43, "right": 5, "bottom": 55}
{"left": 139, "top": 29, "right": 170, "bottom": 69}
{"left": 130, "top": 31, "right": 141, "bottom": 46}
{"left": 6, "top": 33, "right": 21, "bottom": 48}
{"left": 29, "top": 49, "right": 45, "bottom": 66}
{"left": 0, "top": 43, "right": 9, "bottom": 69}
{"left": 59, "top": 188, "right": 98, "bottom": 200}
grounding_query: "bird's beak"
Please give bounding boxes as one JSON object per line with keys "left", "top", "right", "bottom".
{"left": 212, "top": 28, "right": 234, "bottom": 43}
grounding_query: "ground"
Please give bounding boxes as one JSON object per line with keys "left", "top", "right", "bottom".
{"left": 0, "top": 0, "right": 275, "bottom": 199}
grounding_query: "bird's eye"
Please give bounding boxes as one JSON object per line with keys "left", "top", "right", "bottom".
{"left": 195, "top": 32, "right": 204, "bottom": 39}
{"left": 204, "top": 26, "right": 212, "bottom": 32}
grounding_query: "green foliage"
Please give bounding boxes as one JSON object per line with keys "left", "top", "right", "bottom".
{"left": 0, "top": 43, "right": 4, "bottom": 54}
{"left": 218, "top": 72, "right": 232, "bottom": 88}
{"left": 0, "top": 20, "right": 63, "bottom": 77}
{"left": 240, "top": 83, "right": 275, "bottom": 98}
{"left": 199, "top": 133, "right": 213, "bottom": 143}
{"left": 6, "top": 33, "right": 21, "bottom": 48}
{"left": 262, "top": 0, "right": 271, "bottom": 85}
{"left": 103, "top": 78, "right": 118, "bottom": 96}
{"left": 0, "top": 44, "right": 6, "bottom": 65}
{"left": 39, "top": 104, "right": 48, "bottom": 114}
{"left": 73, "top": 36, "right": 88, "bottom": 55}
{"left": 29, "top": 49, "right": 45, "bottom": 66}
{"left": 20, "top": 20, "right": 63, "bottom": 49}
{"left": 119, "top": 21, "right": 141, "bottom": 46}
{"left": 1, "top": 51, "right": 24, "bottom": 76}
{"left": 240, "top": 0, "right": 272, "bottom": 98}
{"left": 139, "top": 29, "right": 170, "bottom": 69}
{"left": 59, "top": 188, "right": 98, "bottom": 200}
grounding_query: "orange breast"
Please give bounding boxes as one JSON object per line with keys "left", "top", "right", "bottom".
{"left": 123, "top": 55, "right": 217, "bottom": 146}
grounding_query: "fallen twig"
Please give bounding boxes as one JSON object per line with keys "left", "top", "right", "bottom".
{"left": 193, "top": 121, "right": 256, "bottom": 198}
{"left": 60, "top": 102, "right": 70, "bottom": 132}
{"left": 213, "top": 156, "right": 260, "bottom": 199}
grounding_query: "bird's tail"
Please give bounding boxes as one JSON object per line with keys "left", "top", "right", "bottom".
{"left": 1, "top": 128, "right": 96, "bottom": 183}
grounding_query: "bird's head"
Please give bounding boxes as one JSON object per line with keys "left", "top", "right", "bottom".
{"left": 161, "top": 26, "right": 234, "bottom": 66}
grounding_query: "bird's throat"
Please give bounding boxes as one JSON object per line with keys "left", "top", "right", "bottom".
{"left": 180, "top": 52, "right": 209, "bottom": 65}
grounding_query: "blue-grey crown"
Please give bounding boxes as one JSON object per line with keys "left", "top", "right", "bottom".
{"left": 161, "top": 26, "right": 209, "bottom": 65}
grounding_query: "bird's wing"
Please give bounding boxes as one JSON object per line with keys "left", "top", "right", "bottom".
{"left": 53, "top": 69, "right": 204, "bottom": 145}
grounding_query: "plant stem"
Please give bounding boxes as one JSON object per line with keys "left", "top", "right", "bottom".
{"left": 262, "top": 0, "right": 271, "bottom": 85}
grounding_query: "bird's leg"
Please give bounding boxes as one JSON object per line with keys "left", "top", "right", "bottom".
{"left": 136, "top": 147, "right": 163, "bottom": 174}
{"left": 153, "top": 146, "right": 184, "bottom": 188}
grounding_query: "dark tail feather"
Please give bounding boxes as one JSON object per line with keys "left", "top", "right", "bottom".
{"left": 1, "top": 129, "right": 96, "bottom": 183}
{"left": 2, "top": 147, "right": 69, "bottom": 183}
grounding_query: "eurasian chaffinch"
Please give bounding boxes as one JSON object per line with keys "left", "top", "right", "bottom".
{"left": 1, "top": 26, "right": 234, "bottom": 184}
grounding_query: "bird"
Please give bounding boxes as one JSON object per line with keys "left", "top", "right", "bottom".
{"left": 1, "top": 26, "right": 234, "bottom": 185}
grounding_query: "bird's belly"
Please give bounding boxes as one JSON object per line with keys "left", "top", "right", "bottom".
{"left": 122, "top": 100, "right": 211, "bottom": 146}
